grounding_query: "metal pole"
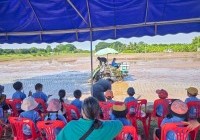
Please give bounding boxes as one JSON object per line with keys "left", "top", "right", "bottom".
{"left": 90, "top": 30, "right": 94, "bottom": 96}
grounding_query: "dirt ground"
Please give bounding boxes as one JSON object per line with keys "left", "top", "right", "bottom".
{"left": 0, "top": 52, "right": 200, "bottom": 139}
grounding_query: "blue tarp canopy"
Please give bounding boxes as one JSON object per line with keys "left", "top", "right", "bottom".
{"left": 0, "top": 0, "right": 200, "bottom": 44}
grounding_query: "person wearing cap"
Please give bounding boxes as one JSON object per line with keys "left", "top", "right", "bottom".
{"left": 105, "top": 90, "right": 115, "bottom": 103}
{"left": 185, "top": 87, "right": 199, "bottom": 103}
{"left": 57, "top": 97, "right": 123, "bottom": 140}
{"left": 185, "top": 87, "right": 199, "bottom": 118}
{"left": 20, "top": 97, "right": 41, "bottom": 136}
{"left": 124, "top": 87, "right": 137, "bottom": 104}
{"left": 45, "top": 99, "right": 67, "bottom": 135}
{"left": 155, "top": 89, "right": 169, "bottom": 117}
{"left": 155, "top": 99, "right": 188, "bottom": 140}
{"left": 92, "top": 78, "right": 114, "bottom": 101}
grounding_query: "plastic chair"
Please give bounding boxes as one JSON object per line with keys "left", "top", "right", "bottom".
{"left": 0, "top": 125, "right": 3, "bottom": 138}
{"left": 115, "top": 126, "right": 138, "bottom": 140}
{"left": 34, "top": 98, "right": 47, "bottom": 120}
{"left": 99, "top": 101, "right": 113, "bottom": 120}
{"left": 8, "top": 117, "right": 40, "bottom": 140}
{"left": 150, "top": 99, "right": 170, "bottom": 128}
{"left": 126, "top": 99, "right": 150, "bottom": 138}
{"left": 159, "top": 122, "right": 199, "bottom": 140}
{"left": 37, "top": 120, "right": 65, "bottom": 140}
{"left": 6, "top": 99, "right": 22, "bottom": 117}
{"left": 187, "top": 101, "right": 200, "bottom": 119}
{"left": 62, "top": 103, "right": 80, "bottom": 122}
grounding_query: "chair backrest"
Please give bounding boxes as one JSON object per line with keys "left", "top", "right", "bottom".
{"left": 6, "top": 99, "right": 22, "bottom": 117}
{"left": 99, "top": 101, "right": 113, "bottom": 120}
{"left": 153, "top": 99, "right": 170, "bottom": 117}
{"left": 161, "top": 123, "right": 197, "bottom": 140}
{"left": 62, "top": 103, "right": 80, "bottom": 122}
{"left": 37, "top": 120, "right": 65, "bottom": 140}
{"left": 187, "top": 101, "right": 200, "bottom": 119}
{"left": 34, "top": 98, "right": 47, "bottom": 113}
{"left": 8, "top": 117, "right": 38, "bottom": 140}
{"left": 115, "top": 126, "right": 138, "bottom": 140}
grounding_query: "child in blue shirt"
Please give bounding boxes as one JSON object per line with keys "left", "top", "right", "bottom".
{"left": 32, "top": 83, "right": 48, "bottom": 103}
{"left": 124, "top": 87, "right": 137, "bottom": 104}
{"left": 20, "top": 97, "right": 41, "bottom": 136}
{"left": 71, "top": 90, "right": 82, "bottom": 113}
{"left": 185, "top": 87, "right": 199, "bottom": 118}
{"left": 155, "top": 89, "right": 169, "bottom": 117}
{"left": 45, "top": 99, "right": 67, "bottom": 135}
{"left": 155, "top": 99, "right": 188, "bottom": 140}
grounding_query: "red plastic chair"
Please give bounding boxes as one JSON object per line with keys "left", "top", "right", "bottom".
{"left": 8, "top": 117, "right": 40, "bottom": 140}
{"left": 0, "top": 125, "right": 3, "bottom": 138}
{"left": 37, "top": 120, "right": 65, "bottom": 140}
{"left": 159, "top": 123, "right": 199, "bottom": 140}
{"left": 99, "top": 101, "right": 113, "bottom": 120}
{"left": 115, "top": 126, "right": 139, "bottom": 140}
{"left": 126, "top": 99, "right": 150, "bottom": 138}
{"left": 150, "top": 99, "right": 170, "bottom": 128}
{"left": 187, "top": 101, "right": 200, "bottom": 119}
{"left": 62, "top": 103, "right": 80, "bottom": 122}
{"left": 6, "top": 99, "right": 22, "bottom": 117}
{"left": 34, "top": 98, "right": 47, "bottom": 120}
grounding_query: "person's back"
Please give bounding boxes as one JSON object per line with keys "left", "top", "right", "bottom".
{"left": 71, "top": 90, "right": 82, "bottom": 113}
{"left": 124, "top": 87, "right": 137, "bottom": 104}
{"left": 32, "top": 83, "right": 48, "bottom": 102}
{"left": 155, "top": 99, "right": 188, "bottom": 140}
{"left": 20, "top": 97, "right": 40, "bottom": 136}
{"left": 57, "top": 97, "right": 122, "bottom": 140}
{"left": 12, "top": 81, "right": 26, "bottom": 100}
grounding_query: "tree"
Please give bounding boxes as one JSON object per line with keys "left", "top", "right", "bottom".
{"left": 46, "top": 45, "right": 52, "bottom": 53}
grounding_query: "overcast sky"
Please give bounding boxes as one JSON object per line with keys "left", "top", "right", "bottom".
{"left": 1, "top": 32, "right": 200, "bottom": 50}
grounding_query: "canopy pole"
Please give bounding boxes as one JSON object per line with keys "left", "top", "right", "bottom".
{"left": 86, "top": 0, "right": 93, "bottom": 96}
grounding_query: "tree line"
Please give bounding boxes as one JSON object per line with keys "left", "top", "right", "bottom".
{"left": 0, "top": 36, "right": 199, "bottom": 55}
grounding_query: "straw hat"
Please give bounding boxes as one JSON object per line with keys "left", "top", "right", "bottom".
{"left": 105, "top": 90, "right": 114, "bottom": 98}
{"left": 170, "top": 99, "right": 188, "bottom": 117}
{"left": 156, "top": 89, "right": 168, "bottom": 99}
{"left": 47, "top": 99, "right": 61, "bottom": 112}
{"left": 112, "top": 103, "right": 127, "bottom": 118}
{"left": 186, "top": 87, "right": 198, "bottom": 96}
{"left": 21, "top": 97, "right": 38, "bottom": 111}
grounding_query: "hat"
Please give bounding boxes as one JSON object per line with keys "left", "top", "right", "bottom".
{"left": 186, "top": 87, "right": 198, "bottom": 96}
{"left": 156, "top": 89, "right": 168, "bottom": 99}
{"left": 112, "top": 103, "right": 127, "bottom": 118}
{"left": 105, "top": 90, "right": 114, "bottom": 98}
{"left": 21, "top": 97, "right": 38, "bottom": 111}
{"left": 47, "top": 99, "right": 61, "bottom": 112}
{"left": 127, "top": 87, "right": 135, "bottom": 96}
{"left": 0, "top": 85, "right": 4, "bottom": 93}
{"left": 170, "top": 99, "right": 188, "bottom": 116}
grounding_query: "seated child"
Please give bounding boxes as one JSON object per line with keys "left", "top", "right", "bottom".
{"left": 32, "top": 83, "right": 48, "bottom": 103}
{"left": 105, "top": 90, "right": 115, "bottom": 103}
{"left": 71, "top": 89, "right": 82, "bottom": 113}
{"left": 155, "top": 99, "right": 188, "bottom": 140}
{"left": 58, "top": 89, "right": 70, "bottom": 115}
{"left": 155, "top": 89, "right": 169, "bottom": 117}
{"left": 12, "top": 81, "right": 26, "bottom": 111}
{"left": 45, "top": 99, "right": 67, "bottom": 135}
{"left": 0, "top": 85, "right": 9, "bottom": 111}
{"left": 185, "top": 87, "right": 199, "bottom": 118}
{"left": 20, "top": 97, "right": 41, "bottom": 136}
{"left": 124, "top": 87, "right": 137, "bottom": 104}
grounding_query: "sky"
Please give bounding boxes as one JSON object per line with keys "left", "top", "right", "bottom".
{"left": 0, "top": 32, "right": 200, "bottom": 50}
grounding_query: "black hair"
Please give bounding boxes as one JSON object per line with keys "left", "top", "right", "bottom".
{"left": 73, "top": 89, "right": 82, "bottom": 99}
{"left": 35, "top": 83, "right": 43, "bottom": 90}
{"left": 82, "top": 97, "right": 100, "bottom": 120}
{"left": 106, "top": 78, "right": 114, "bottom": 84}
{"left": 127, "top": 87, "right": 135, "bottom": 96}
{"left": 13, "top": 81, "right": 23, "bottom": 91}
{"left": 58, "top": 89, "right": 66, "bottom": 112}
